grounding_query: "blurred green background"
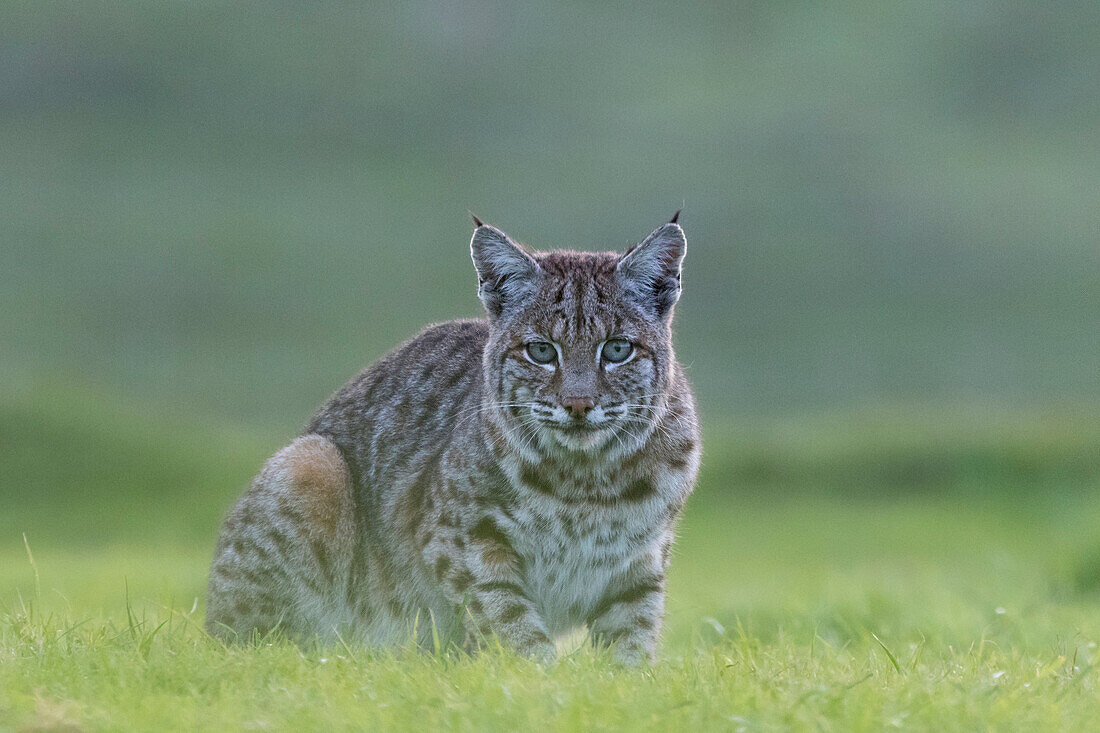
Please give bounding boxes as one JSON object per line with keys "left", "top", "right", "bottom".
{"left": 3, "top": 4, "right": 1100, "bottom": 726}
{"left": 3, "top": 1, "right": 1097, "bottom": 432}
{"left": 3, "top": 0, "right": 1100, "bottom": 595}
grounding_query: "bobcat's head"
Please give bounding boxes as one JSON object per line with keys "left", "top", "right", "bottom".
{"left": 470, "top": 215, "right": 686, "bottom": 458}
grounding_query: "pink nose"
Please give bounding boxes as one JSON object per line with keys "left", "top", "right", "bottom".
{"left": 561, "top": 396, "right": 595, "bottom": 419}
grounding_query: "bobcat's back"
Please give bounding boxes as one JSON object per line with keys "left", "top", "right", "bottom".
{"left": 307, "top": 319, "right": 489, "bottom": 487}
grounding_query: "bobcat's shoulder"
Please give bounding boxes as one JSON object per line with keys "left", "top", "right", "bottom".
{"left": 307, "top": 318, "right": 489, "bottom": 449}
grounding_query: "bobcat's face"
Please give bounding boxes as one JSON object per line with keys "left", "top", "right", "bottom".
{"left": 471, "top": 219, "right": 686, "bottom": 456}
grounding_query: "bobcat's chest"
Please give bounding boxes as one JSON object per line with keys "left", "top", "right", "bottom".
{"left": 501, "top": 487, "right": 667, "bottom": 636}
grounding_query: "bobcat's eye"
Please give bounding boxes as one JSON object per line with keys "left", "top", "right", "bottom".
{"left": 601, "top": 339, "right": 634, "bottom": 364}
{"left": 526, "top": 342, "right": 557, "bottom": 365}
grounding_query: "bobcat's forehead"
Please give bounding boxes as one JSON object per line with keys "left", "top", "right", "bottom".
{"left": 534, "top": 250, "right": 619, "bottom": 279}
{"left": 508, "top": 250, "right": 659, "bottom": 345}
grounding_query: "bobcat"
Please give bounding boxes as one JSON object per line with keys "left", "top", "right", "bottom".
{"left": 206, "top": 214, "right": 700, "bottom": 664}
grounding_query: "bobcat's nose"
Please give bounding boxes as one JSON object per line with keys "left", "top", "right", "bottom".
{"left": 560, "top": 396, "right": 595, "bottom": 420}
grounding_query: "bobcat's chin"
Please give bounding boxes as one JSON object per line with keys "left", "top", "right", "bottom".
{"left": 544, "top": 423, "right": 616, "bottom": 453}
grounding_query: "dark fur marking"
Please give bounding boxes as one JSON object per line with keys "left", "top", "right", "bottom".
{"left": 443, "top": 367, "right": 467, "bottom": 391}
{"left": 620, "top": 478, "right": 656, "bottom": 502}
{"left": 296, "top": 566, "right": 327, "bottom": 596}
{"left": 559, "top": 512, "right": 575, "bottom": 536}
{"left": 309, "top": 537, "right": 335, "bottom": 585}
{"left": 251, "top": 594, "right": 279, "bottom": 618}
{"left": 500, "top": 603, "right": 527, "bottom": 624}
{"left": 395, "top": 452, "right": 441, "bottom": 540}
{"left": 239, "top": 566, "right": 268, "bottom": 588}
{"left": 471, "top": 516, "right": 519, "bottom": 569}
{"left": 276, "top": 498, "right": 307, "bottom": 526}
{"left": 484, "top": 421, "right": 508, "bottom": 458}
{"left": 346, "top": 532, "right": 367, "bottom": 598}
{"left": 435, "top": 555, "right": 451, "bottom": 579}
{"left": 592, "top": 626, "right": 631, "bottom": 645}
{"left": 475, "top": 580, "right": 526, "bottom": 597}
{"left": 373, "top": 545, "right": 398, "bottom": 595}
{"left": 267, "top": 527, "right": 293, "bottom": 557}
{"left": 451, "top": 569, "right": 474, "bottom": 593}
{"left": 475, "top": 461, "right": 516, "bottom": 505}
{"left": 589, "top": 580, "right": 663, "bottom": 621}
{"left": 519, "top": 463, "right": 557, "bottom": 497}
{"left": 470, "top": 516, "right": 511, "bottom": 546}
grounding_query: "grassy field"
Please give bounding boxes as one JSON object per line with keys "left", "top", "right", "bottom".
{"left": 3, "top": 384, "right": 1100, "bottom": 730}
{"left": 4, "top": 2, "right": 1100, "bottom": 729}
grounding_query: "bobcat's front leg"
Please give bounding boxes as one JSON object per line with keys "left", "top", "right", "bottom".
{"left": 587, "top": 549, "right": 666, "bottom": 666}
{"left": 430, "top": 512, "right": 553, "bottom": 661}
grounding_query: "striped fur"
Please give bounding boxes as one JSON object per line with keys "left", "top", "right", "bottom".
{"left": 206, "top": 219, "right": 700, "bottom": 664}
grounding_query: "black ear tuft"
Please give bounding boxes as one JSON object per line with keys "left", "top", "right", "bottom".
{"left": 471, "top": 213, "right": 484, "bottom": 228}
{"left": 669, "top": 209, "right": 681, "bottom": 224}
{"left": 470, "top": 224, "right": 541, "bottom": 318}
{"left": 616, "top": 222, "right": 687, "bottom": 319}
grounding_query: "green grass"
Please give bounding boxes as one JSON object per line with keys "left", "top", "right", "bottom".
{"left": 5, "top": 2, "right": 1100, "bottom": 727}
{"left": 3, "top": 386, "right": 1100, "bottom": 730}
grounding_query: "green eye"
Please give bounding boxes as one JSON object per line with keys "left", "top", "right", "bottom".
{"left": 526, "top": 342, "right": 557, "bottom": 364}
{"left": 601, "top": 339, "right": 634, "bottom": 364}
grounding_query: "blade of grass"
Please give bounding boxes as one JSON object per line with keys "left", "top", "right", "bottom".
{"left": 23, "top": 533, "right": 41, "bottom": 604}
{"left": 870, "top": 632, "right": 902, "bottom": 674}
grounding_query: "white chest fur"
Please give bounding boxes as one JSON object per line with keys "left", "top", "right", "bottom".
{"left": 499, "top": 492, "right": 668, "bottom": 636}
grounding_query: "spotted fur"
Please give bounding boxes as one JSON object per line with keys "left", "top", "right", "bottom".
{"left": 206, "top": 217, "right": 701, "bottom": 664}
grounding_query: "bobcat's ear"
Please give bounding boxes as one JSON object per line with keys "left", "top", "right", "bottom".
{"left": 470, "top": 223, "right": 541, "bottom": 318}
{"left": 616, "top": 221, "right": 686, "bottom": 318}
